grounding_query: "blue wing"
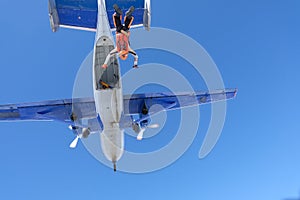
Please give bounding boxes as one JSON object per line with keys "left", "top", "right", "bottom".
{"left": 123, "top": 89, "right": 237, "bottom": 116}
{"left": 0, "top": 98, "right": 96, "bottom": 123}
{"left": 48, "top": 0, "right": 151, "bottom": 32}
{"left": 0, "top": 89, "right": 237, "bottom": 127}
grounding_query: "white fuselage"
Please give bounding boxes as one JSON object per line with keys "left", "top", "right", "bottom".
{"left": 92, "top": 0, "right": 124, "bottom": 168}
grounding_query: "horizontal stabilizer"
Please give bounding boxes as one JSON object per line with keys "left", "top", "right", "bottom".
{"left": 48, "top": 0, "right": 151, "bottom": 32}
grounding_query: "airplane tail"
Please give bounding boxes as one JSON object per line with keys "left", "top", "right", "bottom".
{"left": 48, "top": 0, "right": 151, "bottom": 32}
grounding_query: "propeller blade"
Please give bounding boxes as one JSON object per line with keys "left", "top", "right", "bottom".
{"left": 137, "top": 129, "right": 145, "bottom": 141}
{"left": 148, "top": 124, "right": 159, "bottom": 129}
{"left": 69, "top": 136, "right": 79, "bottom": 148}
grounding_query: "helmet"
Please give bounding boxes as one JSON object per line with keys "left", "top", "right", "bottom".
{"left": 119, "top": 50, "right": 128, "bottom": 60}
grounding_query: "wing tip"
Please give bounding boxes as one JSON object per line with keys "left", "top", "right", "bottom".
{"left": 233, "top": 88, "right": 238, "bottom": 98}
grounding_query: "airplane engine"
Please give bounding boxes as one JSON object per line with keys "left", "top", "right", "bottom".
{"left": 101, "top": 128, "right": 124, "bottom": 170}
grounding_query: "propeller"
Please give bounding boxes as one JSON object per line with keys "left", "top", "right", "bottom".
{"left": 136, "top": 124, "right": 160, "bottom": 140}
{"left": 69, "top": 135, "right": 82, "bottom": 148}
{"left": 148, "top": 124, "right": 160, "bottom": 129}
{"left": 68, "top": 126, "right": 90, "bottom": 148}
{"left": 137, "top": 129, "right": 145, "bottom": 141}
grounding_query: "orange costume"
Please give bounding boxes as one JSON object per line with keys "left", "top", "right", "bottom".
{"left": 102, "top": 5, "right": 138, "bottom": 69}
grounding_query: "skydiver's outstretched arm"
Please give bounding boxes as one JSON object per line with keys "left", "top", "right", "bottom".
{"left": 128, "top": 46, "right": 138, "bottom": 68}
{"left": 102, "top": 48, "right": 118, "bottom": 68}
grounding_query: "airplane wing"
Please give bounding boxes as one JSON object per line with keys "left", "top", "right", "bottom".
{"left": 0, "top": 89, "right": 237, "bottom": 123}
{"left": 48, "top": 0, "right": 151, "bottom": 32}
{"left": 123, "top": 89, "right": 237, "bottom": 116}
{"left": 0, "top": 98, "right": 96, "bottom": 123}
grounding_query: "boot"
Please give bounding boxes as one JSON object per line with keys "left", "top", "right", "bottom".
{"left": 125, "top": 6, "right": 135, "bottom": 17}
{"left": 113, "top": 4, "right": 123, "bottom": 16}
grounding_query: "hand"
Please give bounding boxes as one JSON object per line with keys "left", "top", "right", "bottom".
{"left": 121, "top": 30, "right": 129, "bottom": 37}
{"left": 102, "top": 64, "right": 108, "bottom": 69}
{"left": 133, "top": 65, "right": 138, "bottom": 68}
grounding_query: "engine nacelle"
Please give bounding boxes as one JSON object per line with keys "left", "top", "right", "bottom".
{"left": 82, "top": 128, "right": 90, "bottom": 138}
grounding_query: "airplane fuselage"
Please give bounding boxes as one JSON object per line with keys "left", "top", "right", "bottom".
{"left": 92, "top": 0, "right": 124, "bottom": 170}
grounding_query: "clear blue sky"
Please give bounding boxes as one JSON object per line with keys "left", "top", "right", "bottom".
{"left": 0, "top": 0, "right": 300, "bottom": 200}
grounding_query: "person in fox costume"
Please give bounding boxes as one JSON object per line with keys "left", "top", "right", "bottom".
{"left": 102, "top": 4, "right": 138, "bottom": 69}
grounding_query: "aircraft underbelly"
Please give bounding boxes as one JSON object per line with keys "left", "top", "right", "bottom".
{"left": 94, "top": 83, "right": 124, "bottom": 164}
{"left": 92, "top": 35, "right": 124, "bottom": 163}
{"left": 95, "top": 88, "right": 122, "bottom": 125}
{"left": 92, "top": 1, "right": 125, "bottom": 165}
{"left": 100, "top": 127, "right": 124, "bottom": 163}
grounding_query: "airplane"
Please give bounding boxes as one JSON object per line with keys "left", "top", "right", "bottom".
{"left": 0, "top": 0, "right": 237, "bottom": 171}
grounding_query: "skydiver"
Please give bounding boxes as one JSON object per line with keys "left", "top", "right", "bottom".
{"left": 102, "top": 4, "right": 138, "bottom": 69}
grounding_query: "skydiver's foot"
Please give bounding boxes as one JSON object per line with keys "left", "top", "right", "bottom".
{"left": 113, "top": 4, "right": 123, "bottom": 16}
{"left": 125, "top": 6, "right": 135, "bottom": 17}
{"left": 133, "top": 65, "right": 138, "bottom": 69}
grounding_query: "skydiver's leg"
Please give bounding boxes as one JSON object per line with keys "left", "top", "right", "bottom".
{"left": 124, "top": 16, "right": 134, "bottom": 31}
{"left": 113, "top": 14, "right": 123, "bottom": 33}
{"left": 113, "top": 4, "right": 123, "bottom": 33}
{"left": 124, "top": 6, "right": 135, "bottom": 31}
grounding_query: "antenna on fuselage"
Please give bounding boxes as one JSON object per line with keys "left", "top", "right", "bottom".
{"left": 113, "top": 162, "right": 117, "bottom": 172}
